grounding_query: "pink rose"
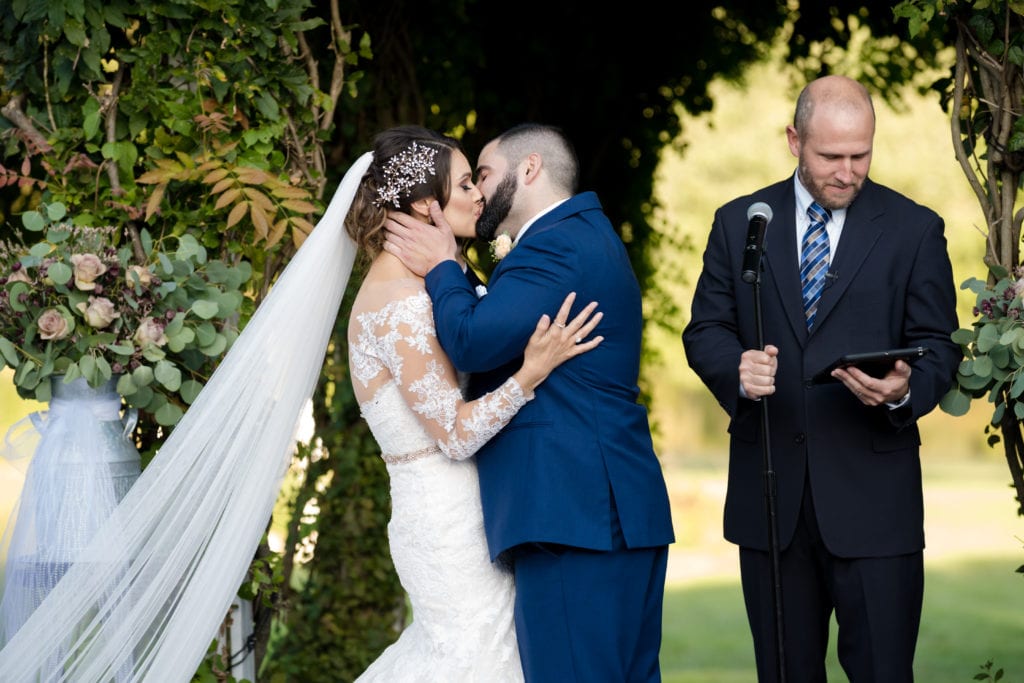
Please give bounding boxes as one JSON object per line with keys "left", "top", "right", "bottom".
{"left": 37, "top": 309, "right": 70, "bottom": 340}
{"left": 126, "top": 265, "right": 153, "bottom": 288}
{"left": 76, "top": 296, "right": 120, "bottom": 328}
{"left": 133, "top": 316, "right": 168, "bottom": 347}
{"left": 70, "top": 253, "right": 107, "bottom": 290}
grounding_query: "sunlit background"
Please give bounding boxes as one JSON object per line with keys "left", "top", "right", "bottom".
{"left": 1, "top": 52, "right": 1020, "bottom": 681}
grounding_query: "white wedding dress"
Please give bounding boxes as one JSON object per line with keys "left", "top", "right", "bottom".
{"left": 348, "top": 277, "right": 525, "bottom": 682}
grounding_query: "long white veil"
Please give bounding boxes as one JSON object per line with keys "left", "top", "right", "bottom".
{"left": 0, "top": 152, "right": 374, "bottom": 682}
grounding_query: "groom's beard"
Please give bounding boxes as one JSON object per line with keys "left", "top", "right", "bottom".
{"left": 476, "top": 172, "right": 517, "bottom": 242}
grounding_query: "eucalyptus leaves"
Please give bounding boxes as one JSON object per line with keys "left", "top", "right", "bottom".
{"left": 0, "top": 202, "right": 252, "bottom": 425}
{"left": 942, "top": 265, "right": 1024, "bottom": 425}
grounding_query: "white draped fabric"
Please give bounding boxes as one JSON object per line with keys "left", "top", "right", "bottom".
{"left": 0, "top": 152, "right": 373, "bottom": 682}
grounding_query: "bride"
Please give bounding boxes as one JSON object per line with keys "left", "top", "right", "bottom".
{"left": 0, "top": 126, "right": 601, "bottom": 682}
{"left": 346, "top": 126, "right": 601, "bottom": 681}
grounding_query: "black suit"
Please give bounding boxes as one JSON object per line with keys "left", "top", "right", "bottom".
{"left": 682, "top": 176, "right": 960, "bottom": 681}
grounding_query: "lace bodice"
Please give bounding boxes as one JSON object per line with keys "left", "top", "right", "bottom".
{"left": 349, "top": 277, "right": 528, "bottom": 461}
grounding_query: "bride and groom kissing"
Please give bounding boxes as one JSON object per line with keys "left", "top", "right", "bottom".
{"left": 349, "top": 123, "right": 675, "bottom": 681}
{"left": 0, "top": 122, "right": 674, "bottom": 683}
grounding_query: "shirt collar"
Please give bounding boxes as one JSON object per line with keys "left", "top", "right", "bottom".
{"left": 514, "top": 197, "right": 570, "bottom": 245}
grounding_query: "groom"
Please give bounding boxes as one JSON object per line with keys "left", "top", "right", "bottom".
{"left": 384, "top": 123, "right": 675, "bottom": 681}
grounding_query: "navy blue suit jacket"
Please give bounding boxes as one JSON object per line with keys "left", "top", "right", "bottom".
{"left": 425, "top": 192, "right": 675, "bottom": 559}
{"left": 682, "top": 178, "right": 961, "bottom": 557}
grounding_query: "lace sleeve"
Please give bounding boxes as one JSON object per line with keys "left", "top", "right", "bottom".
{"left": 362, "top": 290, "right": 530, "bottom": 461}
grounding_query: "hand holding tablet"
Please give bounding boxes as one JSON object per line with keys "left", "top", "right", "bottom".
{"left": 811, "top": 346, "right": 930, "bottom": 384}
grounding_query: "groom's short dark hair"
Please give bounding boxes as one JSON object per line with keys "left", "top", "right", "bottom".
{"left": 496, "top": 123, "right": 578, "bottom": 195}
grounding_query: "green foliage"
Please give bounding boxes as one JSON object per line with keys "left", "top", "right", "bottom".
{"left": 942, "top": 265, "right": 1024, "bottom": 423}
{"left": 0, "top": 201, "right": 249, "bottom": 425}
{"left": 1, "top": 0, "right": 393, "bottom": 676}
{"left": 975, "top": 659, "right": 1005, "bottom": 681}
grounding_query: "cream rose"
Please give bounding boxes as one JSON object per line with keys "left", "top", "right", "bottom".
{"left": 70, "top": 253, "right": 107, "bottom": 291}
{"left": 76, "top": 296, "right": 120, "bottom": 329}
{"left": 133, "top": 316, "right": 168, "bottom": 347}
{"left": 7, "top": 269, "right": 31, "bottom": 284}
{"left": 37, "top": 309, "right": 70, "bottom": 340}
{"left": 490, "top": 233, "right": 513, "bottom": 260}
{"left": 126, "top": 265, "right": 153, "bottom": 288}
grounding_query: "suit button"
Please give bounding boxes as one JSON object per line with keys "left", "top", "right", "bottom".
{"left": 794, "top": 433, "right": 806, "bottom": 444}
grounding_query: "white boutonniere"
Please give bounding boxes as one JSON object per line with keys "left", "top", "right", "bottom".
{"left": 490, "top": 233, "right": 513, "bottom": 260}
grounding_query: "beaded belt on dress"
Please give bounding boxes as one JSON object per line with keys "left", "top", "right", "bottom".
{"left": 381, "top": 445, "right": 441, "bottom": 465}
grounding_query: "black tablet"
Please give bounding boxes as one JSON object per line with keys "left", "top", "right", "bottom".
{"left": 811, "top": 346, "right": 930, "bottom": 384}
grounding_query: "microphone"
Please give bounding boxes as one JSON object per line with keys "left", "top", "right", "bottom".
{"left": 741, "top": 202, "right": 773, "bottom": 284}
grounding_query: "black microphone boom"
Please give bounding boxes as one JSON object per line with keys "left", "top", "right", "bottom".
{"left": 741, "top": 202, "right": 773, "bottom": 284}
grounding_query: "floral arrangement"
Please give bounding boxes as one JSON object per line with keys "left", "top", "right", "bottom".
{"left": 490, "top": 232, "right": 513, "bottom": 261}
{"left": 942, "top": 264, "right": 1024, "bottom": 425}
{"left": 0, "top": 202, "right": 252, "bottom": 426}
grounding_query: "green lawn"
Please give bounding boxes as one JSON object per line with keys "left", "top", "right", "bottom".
{"left": 660, "top": 557, "right": 1022, "bottom": 683}
{"left": 659, "top": 458, "right": 1024, "bottom": 682}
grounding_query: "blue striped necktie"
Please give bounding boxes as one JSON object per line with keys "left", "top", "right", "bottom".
{"left": 800, "top": 202, "right": 831, "bottom": 329}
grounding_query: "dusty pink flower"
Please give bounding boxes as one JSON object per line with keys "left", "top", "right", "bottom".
{"left": 126, "top": 265, "right": 153, "bottom": 288}
{"left": 7, "top": 269, "right": 31, "bottom": 284}
{"left": 70, "top": 253, "right": 107, "bottom": 290}
{"left": 133, "top": 316, "right": 168, "bottom": 347}
{"left": 37, "top": 309, "right": 70, "bottom": 340}
{"left": 76, "top": 296, "right": 120, "bottom": 328}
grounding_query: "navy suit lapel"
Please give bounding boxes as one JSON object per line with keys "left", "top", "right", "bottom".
{"left": 811, "top": 180, "right": 884, "bottom": 332}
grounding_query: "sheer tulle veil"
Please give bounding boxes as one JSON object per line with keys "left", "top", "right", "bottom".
{"left": 0, "top": 152, "right": 374, "bottom": 682}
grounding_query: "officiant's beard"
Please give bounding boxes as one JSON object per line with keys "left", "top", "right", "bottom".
{"left": 476, "top": 172, "right": 517, "bottom": 242}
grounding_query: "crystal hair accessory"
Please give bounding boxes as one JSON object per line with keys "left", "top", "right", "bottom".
{"left": 375, "top": 141, "right": 439, "bottom": 208}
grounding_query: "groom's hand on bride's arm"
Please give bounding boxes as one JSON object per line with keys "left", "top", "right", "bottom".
{"left": 383, "top": 201, "right": 458, "bottom": 277}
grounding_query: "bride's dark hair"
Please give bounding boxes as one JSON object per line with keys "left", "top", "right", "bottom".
{"left": 346, "top": 125, "right": 462, "bottom": 259}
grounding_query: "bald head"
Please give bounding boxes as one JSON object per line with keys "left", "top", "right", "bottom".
{"left": 786, "top": 75, "right": 875, "bottom": 210}
{"left": 793, "top": 75, "right": 875, "bottom": 141}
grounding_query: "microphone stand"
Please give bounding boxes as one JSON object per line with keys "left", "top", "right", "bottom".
{"left": 746, "top": 261, "right": 786, "bottom": 682}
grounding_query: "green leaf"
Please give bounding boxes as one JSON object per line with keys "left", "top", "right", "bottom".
{"left": 106, "top": 343, "right": 135, "bottom": 356}
{"left": 180, "top": 379, "right": 203, "bottom": 404}
{"left": 95, "top": 355, "right": 112, "bottom": 382}
{"left": 154, "top": 360, "right": 181, "bottom": 391}
{"left": 21, "top": 210, "right": 45, "bottom": 232}
{"left": 8, "top": 282, "right": 29, "bottom": 312}
{"left": 45, "top": 202, "right": 67, "bottom": 222}
{"left": 958, "top": 371, "right": 992, "bottom": 391}
{"left": 132, "top": 364, "right": 154, "bottom": 387}
{"left": 196, "top": 322, "right": 216, "bottom": 347}
{"left": 116, "top": 374, "right": 138, "bottom": 396}
{"left": 83, "top": 98, "right": 102, "bottom": 139}
{"left": 79, "top": 355, "right": 96, "bottom": 382}
{"left": 199, "top": 334, "right": 227, "bottom": 357}
{"left": 166, "top": 326, "right": 195, "bottom": 353}
{"left": 0, "top": 337, "right": 20, "bottom": 366}
{"left": 126, "top": 384, "right": 154, "bottom": 409}
{"left": 960, "top": 276, "right": 987, "bottom": 294}
{"left": 176, "top": 234, "right": 206, "bottom": 264}
{"left": 142, "top": 345, "right": 166, "bottom": 362}
{"left": 941, "top": 387, "right": 973, "bottom": 417}
{"left": 47, "top": 262, "right": 73, "bottom": 286}
{"left": 973, "top": 355, "right": 993, "bottom": 377}
{"left": 951, "top": 328, "right": 975, "bottom": 345}
{"left": 64, "top": 362, "right": 82, "bottom": 383}
{"left": 191, "top": 299, "right": 219, "bottom": 319}
{"left": 155, "top": 402, "right": 183, "bottom": 426}
{"left": 977, "top": 323, "right": 1001, "bottom": 353}
{"left": 1015, "top": 402, "right": 1024, "bottom": 421}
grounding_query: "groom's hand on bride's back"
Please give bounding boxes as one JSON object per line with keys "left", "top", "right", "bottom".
{"left": 383, "top": 201, "right": 458, "bottom": 277}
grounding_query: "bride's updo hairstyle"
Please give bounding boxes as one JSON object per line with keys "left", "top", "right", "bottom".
{"left": 346, "top": 125, "right": 462, "bottom": 259}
